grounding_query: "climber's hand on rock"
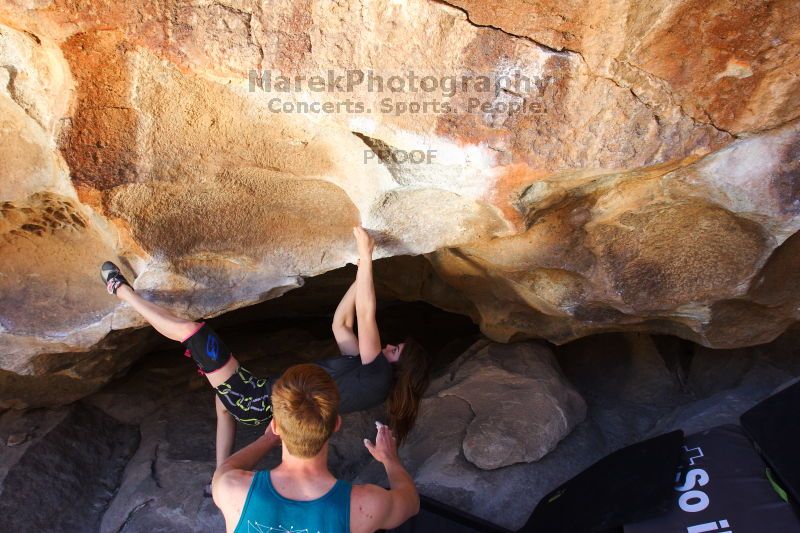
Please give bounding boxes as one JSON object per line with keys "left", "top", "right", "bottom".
{"left": 364, "top": 421, "right": 399, "bottom": 465}
{"left": 353, "top": 226, "right": 375, "bottom": 258}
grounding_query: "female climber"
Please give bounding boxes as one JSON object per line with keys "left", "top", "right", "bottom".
{"left": 101, "top": 226, "right": 430, "bottom": 468}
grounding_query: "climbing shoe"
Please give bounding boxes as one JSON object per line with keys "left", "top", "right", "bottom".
{"left": 101, "top": 261, "right": 131, "bottom": 295}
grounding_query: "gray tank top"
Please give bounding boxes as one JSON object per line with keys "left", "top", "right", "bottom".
{"left": 314, "top": 354, "right": 393, "bottom": 413}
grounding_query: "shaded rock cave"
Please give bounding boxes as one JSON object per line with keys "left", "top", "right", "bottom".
{"left": 1, "top": 0, "right": 799, "bottom": 530}
{"left": 1, "top": 262, "right": 798, "bottom": 532}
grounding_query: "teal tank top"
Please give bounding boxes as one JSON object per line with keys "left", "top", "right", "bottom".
{"left": 233, "top": 470, "right": 352, "bottom": 533}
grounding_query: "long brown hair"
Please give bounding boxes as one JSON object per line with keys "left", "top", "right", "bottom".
{"left": 387, "top": 337, "right": 430, "bottom": 446}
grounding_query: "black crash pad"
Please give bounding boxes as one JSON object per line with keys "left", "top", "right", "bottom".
{"left": 521, "top": 430, "right": 684, "bottom": 533}
{"left": 625, "top": 424, "right": 800, "bottom": 533}
{"left": 741, "top": 378, "right": 800, "bottom": 506}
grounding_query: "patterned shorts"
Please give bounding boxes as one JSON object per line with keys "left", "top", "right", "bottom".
{"left": 215, "top": 366, "right": 274, "bottom": 426}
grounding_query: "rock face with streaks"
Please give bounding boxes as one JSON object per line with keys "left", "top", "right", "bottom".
{"left": 0, "top": 0, "right": 798, "bottom": 407}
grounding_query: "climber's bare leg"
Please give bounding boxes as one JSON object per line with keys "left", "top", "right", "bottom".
{"left": 215, "top": 395, "right": 237, "bottom": 466}
{"left": 115, "top": 285, "right": 199, "bottom": 342}
{"left": 114, "top": 284, "right": 239, "bottom": 387}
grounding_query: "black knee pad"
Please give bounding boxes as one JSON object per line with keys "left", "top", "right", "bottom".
{"left": 183, "top": 324, "right": 232, "bottom": 373}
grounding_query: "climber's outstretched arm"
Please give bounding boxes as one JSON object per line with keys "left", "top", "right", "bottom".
{"left": 353, "top": 226, "right": 382, "bottom": 365}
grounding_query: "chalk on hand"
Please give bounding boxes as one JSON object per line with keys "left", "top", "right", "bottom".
{"left": 375, "top": 421, "right": 385, "bottom": 430}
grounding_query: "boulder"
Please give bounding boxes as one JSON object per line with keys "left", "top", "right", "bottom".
{"left": 0, "top": 0, "right": 798, "bottom": 407}
{"left": 429, "top": 340, "right": 586, "bottom": 469}
{"left": 363, "top": 388, "right": 600, "bottom": 530}
{"left": 439, "top": 0, "right": 800, "bottom": 134}
{"left": 350, "top": 340, "right": 588, "bottom": 529}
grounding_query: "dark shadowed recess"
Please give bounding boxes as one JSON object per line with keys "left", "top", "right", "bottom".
{"left": 3, "top": 255, "right": 799, "bottom": 532}
{"left": 142, "top": 259, "right": 481, "bottom": 463}
{"left": 164, "top": 259, "right": 482, "bottom": 375}
{"left": 0, "top": 404, "right": 139, "bottom": 532}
